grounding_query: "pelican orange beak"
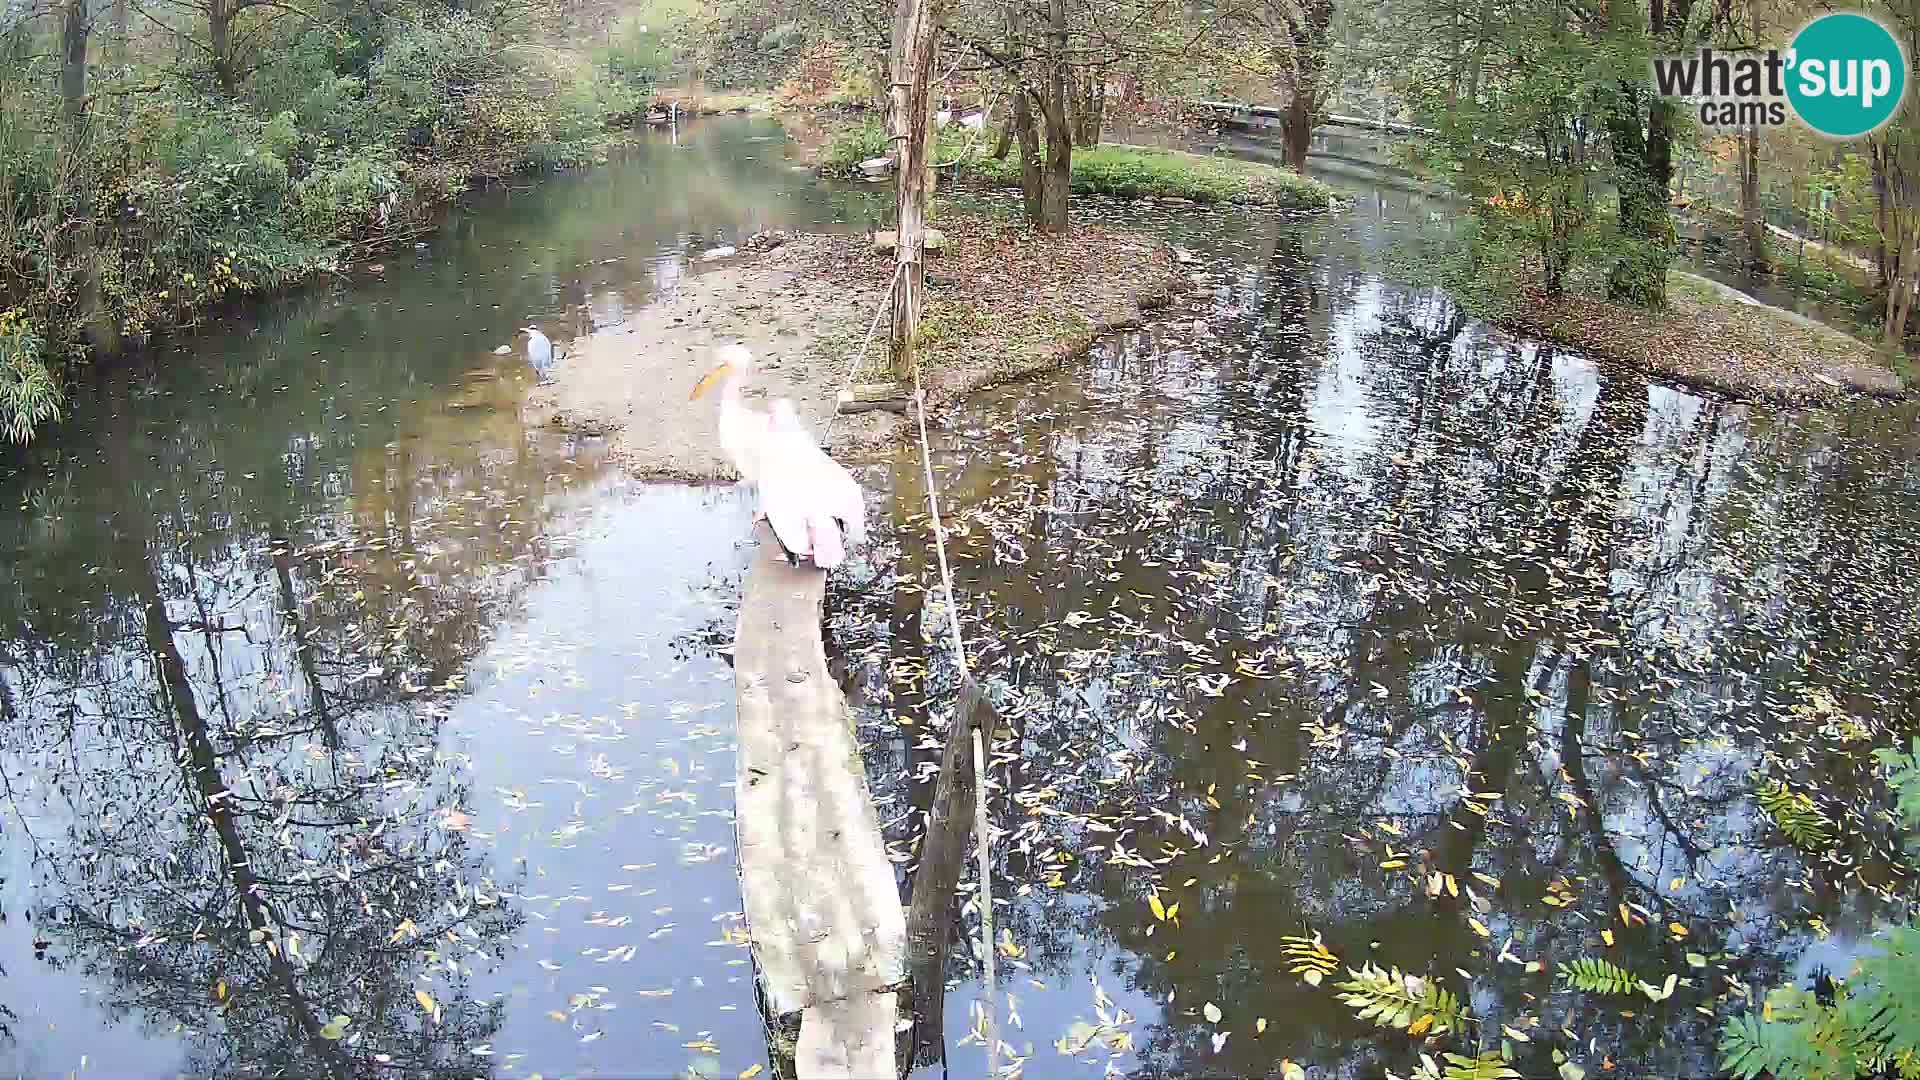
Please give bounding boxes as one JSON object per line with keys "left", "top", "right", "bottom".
{"left": 689, "top": 361, "right": 733, "bottom": 400}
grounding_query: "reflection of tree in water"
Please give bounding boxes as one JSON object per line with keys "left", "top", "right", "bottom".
{"left": 827, "top": 218, "right": 1920, "bottom": 1078}
{"left": 0, "top": 337, "right": 588, "bottom": 1073}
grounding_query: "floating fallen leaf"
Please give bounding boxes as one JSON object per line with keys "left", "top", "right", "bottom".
{"left": 1203, "top": 1001, "right": 1222, "bottom": 1024}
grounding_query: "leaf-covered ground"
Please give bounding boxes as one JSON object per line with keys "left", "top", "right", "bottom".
{"left": 792, "top": 212, "right": 1182, "bottom": 402}
{"left": 1512, "top": 270, "right": 1907, "bottom": 405}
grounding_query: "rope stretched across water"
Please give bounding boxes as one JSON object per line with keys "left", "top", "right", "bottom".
{"left": 906, "top": 345, "right": 1000, "bottom": 1077}
{"left": 823, "top": 260, "right": 1000, "bottom": 1075}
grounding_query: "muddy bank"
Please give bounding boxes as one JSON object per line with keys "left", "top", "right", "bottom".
{"left": 528, "top": 214, "right": 1180, "bottom": 480}
{"left": 1508, "top": 270, "right": 1907, "bottom": 406}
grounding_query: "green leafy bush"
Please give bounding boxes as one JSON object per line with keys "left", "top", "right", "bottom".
{"left": 0, "top": 315, "right": 59, "bottom": 442}
{"left": 820, "top": 120, "right": 891, "bottom": 175}
{"left": 0, "top": 0, "right": 611, "bottom": 441}
{"left": 1719, "top": 739, "right": 1920, "bottom": 1078}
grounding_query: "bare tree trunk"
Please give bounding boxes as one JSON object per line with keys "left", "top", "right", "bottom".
{"left": 210, "top": 0, "right": 236, "bottom": 92}
{"left": 1280, "top": 0, "right": 1333, "bottom": 172}
{"left": 111, "top": 0, "right": 127, "bottom": 67}
{"left": 59, "top": 0, "right": 104, "bottom": 345}
{"left": 1282, "top": 91, "right": 1312, "bottom": 171}
{"left": 61, "top": 0, "right": 87, "bottom": 126}
{"left": 1873, "top": 142, "right": 1896, "bottom": 291}
{"left": 1886, "top": 233, "right": 1918, "bottom": 346}
{"left": 1037, "top": 0, "right": 1071, "bottom": 232}
{"left": 991, "top": 115, "right": 1013, "bottom": 159}
{"left": 1740, "top": 124, "right": 1767, "bottom": 271}
{"left": 1072, "top": 71, "right": 1102, "bottom": 146}
{"left": 887, "top": 0, "right": 940, "bottom": 381}
{"left": 1013, "top": 88, "right": 1043, "bottom": 222}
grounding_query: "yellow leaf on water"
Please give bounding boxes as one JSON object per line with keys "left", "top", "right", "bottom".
{"left": 1408, "top": 1014, "right": 1435, "bottom": 1036}
{"left": 1302, "top": 969, "right": 1324, "bottom": 987}
{"left": 1669, "top": 922, "right": 1689, "bottom": 938}
{"left": 1148, "top": 892, "right": 1167, "bottom": 922}
{"left": 1601, "top": 929, "right": 1615, "bottom": 947}
{"left": 415, "top": 989, "right": 438, "bottom": 1020}
{"left": 1281, "top": 1062, "right": 1306, "bottom": 1080}
{"left": 740, "top": 1067, "right": 764, "bottom": 1080}
{"left": 1166, "top": 903, "right": 1179, "bottom": 921}
{"left": 215, "top": 980, "right": 226, "bottom": 1001}
{"left": 1257, "top": 1018, "right": 1268, "bottom": 1035}
{"left": 1468, "top": 917, "right": 1491, "bottom": 938}
{"left": 1503, "top": 1024, "right": 1531, "bottom": 1042}
{"left": 1203, "top": 1002, "right": 1222, "bottom": 1024}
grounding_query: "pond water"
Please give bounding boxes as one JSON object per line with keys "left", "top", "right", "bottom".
{"left": 2, "top": 115, "right": 1918, "bottom": 1080}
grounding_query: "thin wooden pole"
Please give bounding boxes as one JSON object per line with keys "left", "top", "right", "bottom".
{"left": 888, "top": 0, "right": 940, "bottom": 383}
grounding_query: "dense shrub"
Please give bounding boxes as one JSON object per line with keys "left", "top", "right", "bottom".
{"left": 0, "top": 4, "right": 612, "bottom": 440}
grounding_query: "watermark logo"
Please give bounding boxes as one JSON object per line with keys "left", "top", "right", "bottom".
{"left": 1651, "top": 11, "right": 1908, "bottom": 138}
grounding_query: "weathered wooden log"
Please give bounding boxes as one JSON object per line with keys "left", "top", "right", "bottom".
{"left": 900, "top": 677, "right": 999, "bottom": 1076}
{"left": 836, "top": 384, "right": 912, "bottom": 414}
{"left": 733, "top": 521, "right": 905, "bottom": 1079}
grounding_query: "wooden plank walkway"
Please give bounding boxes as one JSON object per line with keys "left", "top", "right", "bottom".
{"left": 732, "top": 521, "right": 906, "bottom": 1079}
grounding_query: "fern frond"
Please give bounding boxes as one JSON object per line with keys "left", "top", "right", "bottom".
{"left": 1335, "top": 963, "right": 1469, "bottom": 1035}
{"left": 1440, "top": 1051, "right": 1521, "bottom": 1080}
{"left": 1557, "top": 956, "right": 1639, "bottom": 996}
{"left": 1720, "top": 1008, "right": 1817, "bottom": 1079}
{"left": 1757, "top": 779, "right": 1837, "bottom": 851}
{"left": 1853, "top": 926, "right": 1920, "bottom": 1059}
{"left": 1281, "top": 934, "right": 1341, "bottom": 980}
{"left": 1721, "top": 984, "right": 1881, "bottom": 1080}
{"left": 1875, "top": 737, "right": 1920, "bottom": 834}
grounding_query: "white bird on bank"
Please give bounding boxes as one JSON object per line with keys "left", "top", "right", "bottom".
{"left": 757, "top": 399, "right": 866, "bottom": 569}
{"left": 689, "top": 343, "right": 772, "bottom": 487}
{"left": 522, "top": 326, "right": 554, "bottom": 383}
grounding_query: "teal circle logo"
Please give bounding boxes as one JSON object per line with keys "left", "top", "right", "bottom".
{"left": 1786, "top": 12, "right": 1907, "bottom": 138}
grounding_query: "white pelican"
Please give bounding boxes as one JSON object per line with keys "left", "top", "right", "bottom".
{"left": 688, "top": 344, "right": 772, "bottom": 486}
{"left": 522, "top": 326, "right": 554, "bottom": 383}
{"left": 757, "top": 399, "right": 866, "bottom": 569}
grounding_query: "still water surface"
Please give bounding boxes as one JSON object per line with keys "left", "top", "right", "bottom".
{"left": 1, "top": 116, "right": 1916, "bottom": 1079}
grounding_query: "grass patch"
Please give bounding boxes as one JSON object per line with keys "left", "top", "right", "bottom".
{"left": 817, "top": 121, "right": 1331, "bottom": 210}
{"left": 963, "top": 144, "right": 1333, "bottom": 209}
